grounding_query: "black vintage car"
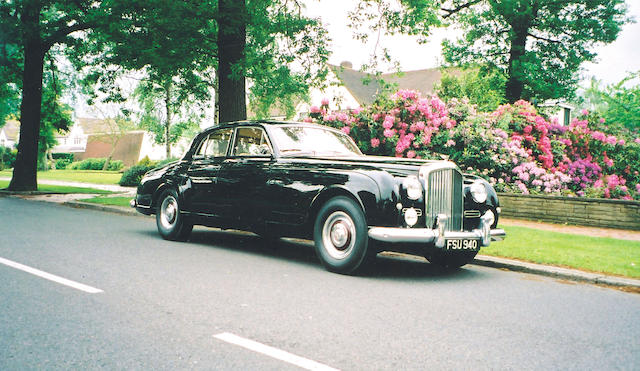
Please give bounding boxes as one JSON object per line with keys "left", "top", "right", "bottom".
{"left": 132, "top": 120, "right": 505, "bottom": 274}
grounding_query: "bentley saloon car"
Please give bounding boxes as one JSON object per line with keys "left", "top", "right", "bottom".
{"left": 132, "top": 120, "right": 506, "bottom": 274}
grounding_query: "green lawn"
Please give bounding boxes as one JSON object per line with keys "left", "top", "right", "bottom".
{"left": 485, "top": 225, "right": 640, "bottom": 278}
{"left": 0, "top": 180, "right": 113, "bottom": 194}
{"left": 0, "top": 169, "right": 122, "bottom": 185}
{"left": 78, "top": 196, "right": 133, "bottom": 207}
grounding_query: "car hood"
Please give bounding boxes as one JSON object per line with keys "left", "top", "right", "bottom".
{"left": 279, "top": 155, "right": 453, "bottom": 177}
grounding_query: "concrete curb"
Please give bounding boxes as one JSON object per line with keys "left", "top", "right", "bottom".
{"left": 473, "top": 255, "right": 640, "bottom": 289}
{"left": 63, "top": 200, "right": 142, "bottom": 217}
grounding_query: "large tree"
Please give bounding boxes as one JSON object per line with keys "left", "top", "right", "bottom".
{"left": 440, "top": 0, "right": 628, "bottom": 103}
{"left": 1, "top": 0, "right": 106, "bottom": 191}
{"left": 74, "top": 0, "right": 217, "bottom": 159}
{"left": 349, "top": 0, "right": 628, "bottom": 103}
{"left": 217, "top": 0, "right": 330, "bottom": 122}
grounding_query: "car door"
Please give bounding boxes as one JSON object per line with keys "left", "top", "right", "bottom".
{"left": 216, "top": 126, "right": 274, "bottom": 226}
{"left": 184, "top": 128, "right": 233, "bottom": 216}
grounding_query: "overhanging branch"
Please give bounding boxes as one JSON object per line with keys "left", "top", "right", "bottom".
{"left": 42, "top": 22, "right": 93, "bottom": 51}
{"left": 441, "top": 0, "right": 483, "bottom": 19}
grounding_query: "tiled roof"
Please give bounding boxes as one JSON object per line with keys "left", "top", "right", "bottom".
{"left": 76, "top": 117, "right": 118, "bottom": 134}
{"left": 74, "top": 131, "right": 146, "bottom": 167}
{"left": 329, "top": 64, "right": 461, "bottom": 105}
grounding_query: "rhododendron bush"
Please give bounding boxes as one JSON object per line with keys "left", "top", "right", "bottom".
{"left": 309, "top": 90, "right": 640, "bottom": 200}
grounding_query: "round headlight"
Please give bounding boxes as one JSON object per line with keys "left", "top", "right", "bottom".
{"left": 403, "top": 176, "right": 423, "bottom": 200}
{"left": 470, "top": 180, "right": 488, "bottom": 203}
{"left": 404, "top": 207, "right": 419, "bottom": 226}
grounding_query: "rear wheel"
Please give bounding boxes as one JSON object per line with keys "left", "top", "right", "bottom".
{"left": 425, "top": 249, "right": 478, "bottom": 269}
{"left": 156, "top": 189, "right": 193, "bottom": 241}
{"left": 313, "top": 196, "right": 372, "bottom": 274}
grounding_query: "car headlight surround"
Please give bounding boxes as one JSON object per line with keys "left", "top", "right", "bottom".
{"left": 470, "top": 180, "right": 488, "bottom": 203}
{"left": 403, "top": 175, "right": 423, "bottom": 200}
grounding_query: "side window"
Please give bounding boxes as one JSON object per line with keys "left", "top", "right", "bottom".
{"left": 195, "top": 129, "right": 233, "bottom": 158}
{"left": 232, "top": 127, "right": 272, "bottom": 156}
{"left": 205, "top": 129, "right": 233, "bottom": 157}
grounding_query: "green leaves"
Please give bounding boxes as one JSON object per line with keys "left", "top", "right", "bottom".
{"left": 440, "top": 0, "right": 629, "bottom": 102}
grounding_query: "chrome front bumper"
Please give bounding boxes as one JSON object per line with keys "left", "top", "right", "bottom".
{"left": 368, "top": 214, "right": 506, "bottom": 248}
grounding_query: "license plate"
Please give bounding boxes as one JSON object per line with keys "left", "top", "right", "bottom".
{"left": 446, "top": 239, "right": 479, "bottom": 250}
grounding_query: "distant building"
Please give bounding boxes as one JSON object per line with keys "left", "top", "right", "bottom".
{"left": 0, "top": 120, "right": 19, "bottom": 148}
{"left": 539, "top": 100, "right": 574, "bottom": 126}
{"left": 296, "top": 62, "right": 460, "bottom": 118}
{"left": 2, "top": 118, "right": 189, "bottom": 167}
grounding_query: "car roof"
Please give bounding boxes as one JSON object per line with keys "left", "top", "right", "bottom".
{"left": 200, "top": 120, "right": 338, "bottom": 133}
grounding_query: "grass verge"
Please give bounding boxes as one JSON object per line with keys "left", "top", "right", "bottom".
{"left": 0, "top": 169, "right": 122, "bottom": 185}
{"left": 485, "top": 225, "right": 640, "bottom": 279}
{"left": 0, "top": 180, "right": 113, "bottom": 194}
{"left": 78, "top": 196, "right": 132, "bottom": 207}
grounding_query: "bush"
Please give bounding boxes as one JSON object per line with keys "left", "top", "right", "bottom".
{"left": 54, "top": 158, "right": 72, "bottom": 169}
{"left": 68, "top": 157, "right": 123, "bottom": 171}
{"left": 118, "top": 157, "right": 179, "bottom": 187}
{"left": 310, "top": 89, "right": 640, "bottom": 200}
{"left": 0, "top": 146, "right": 16, "bottom": 170}
{"left": 118, "top": 164, "right": 155, "bottom": 187}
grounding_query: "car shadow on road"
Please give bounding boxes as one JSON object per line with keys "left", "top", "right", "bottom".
{"left": 165, "top": 227, "right": 486, "bottom": 281}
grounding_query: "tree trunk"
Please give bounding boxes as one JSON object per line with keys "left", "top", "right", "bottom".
{"left": 164, "top": 81, "right": 172, "bottom": 159}
{"left": 9, "top": 2, "right": 44, "bottom": 191}
{"left": 505, "top": 29, "right": 528, "bottom": 103}
{"left": 217, "top": 0, "right": 247, "bottom": 123}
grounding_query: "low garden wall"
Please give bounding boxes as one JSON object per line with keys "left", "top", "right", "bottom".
{"left": 498, "top": 193, "right": 640, "bottom": 231}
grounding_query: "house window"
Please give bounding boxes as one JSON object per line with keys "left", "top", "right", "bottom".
{"left": 74, "top": 137, "right": 82, "bottom": 145}
{"left": 563, "top": 107, "right": 570, "bottom": 126}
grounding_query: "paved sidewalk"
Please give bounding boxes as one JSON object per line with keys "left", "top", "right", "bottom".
{"left": 500, "top": 217, "right": 640, "bottom": 241}
{"left": 0, "top": 176, "right": 135, "bottom": 194}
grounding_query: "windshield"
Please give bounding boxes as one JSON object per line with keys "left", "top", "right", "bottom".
{"left": 270, "top": 125, "right": 363, "bottom": 157}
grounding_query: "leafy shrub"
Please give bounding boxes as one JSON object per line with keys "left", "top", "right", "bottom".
{"left": 118, "top": 164, "right": 155, "bottom": 187}
{"left": 68, "top": 157, "right": 123, "bottom": 171}
{"left": 54, "top": 158, "right": 72, "bottom": 169}
{"left": 0, "top": 146, "right": 17, "bottom": 170}
{"left": 117, "top": 157, "right": 178, "bottom": 187}
{"left": 311, "top": 89, "right": 640, "bottom": 200}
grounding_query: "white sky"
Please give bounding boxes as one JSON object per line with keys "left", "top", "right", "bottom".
{"left": 305, "top": 0, "right": 640, "bottom": 85}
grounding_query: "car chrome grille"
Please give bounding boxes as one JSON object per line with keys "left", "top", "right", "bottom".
{"left": 420, "top": 163, "right": 463, "bottom": 231}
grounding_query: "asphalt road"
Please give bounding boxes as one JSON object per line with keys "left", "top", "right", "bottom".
{"left": 1, "top": 197, "right": 639, "bottom": 370}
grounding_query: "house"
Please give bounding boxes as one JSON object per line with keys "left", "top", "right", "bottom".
{"left": 296, "top": 62, "right": 460, "bottom": 118}
{"left": 0, "top": 120, "right": 19, "bottom": 148}
{"left": 62, "top": 118, "right": 190, "bottom": 166}
{"left": 3, "top": 117, "right": 189, "bottom": 167}
{"left": 539, "top": 100, "right": 574, "bottom": 126}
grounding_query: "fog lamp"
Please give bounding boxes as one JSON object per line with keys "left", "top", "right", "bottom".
{"left": 404, "top": 207, "right": 419, "bottom": 226}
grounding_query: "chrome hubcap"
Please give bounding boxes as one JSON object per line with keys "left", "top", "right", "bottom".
{"left": 322, "top": 211, "right": 356, "bottom": 259}
{"left": 160, "top": 196, "right": 178, "bottom": 229}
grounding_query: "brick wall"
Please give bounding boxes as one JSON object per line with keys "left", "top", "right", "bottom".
{"left": 497, "top": 193, "right": 640, "bottom": 231}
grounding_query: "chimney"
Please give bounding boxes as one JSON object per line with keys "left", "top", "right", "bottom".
{"left": 340, "top": 61, "right": 353, "bottom": 69}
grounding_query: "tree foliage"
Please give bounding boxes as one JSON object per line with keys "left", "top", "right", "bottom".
{"left": 581, "top": 71, "right": 640, "bottom": 137}
{"left": 220, "top": 0, "right": 331, "bottom": 121}
{"left": 1, "top": 0, "right": 107, "bottom": 190}
{"left": 435, "top": 66, "right": 506, "bottom": 111}
{"left": 441, "top": 0, "right": 629, "bottom": 103}
{"left": 71, "top": 0, "right": 217, "bottom": 158}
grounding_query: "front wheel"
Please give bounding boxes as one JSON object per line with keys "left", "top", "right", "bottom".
{"left": 313, "top": 196, "right": 372, "bottom": 274}
{"left": 425, "top": 249, "right": 478, "bottom": 269}
{"left": 156, "top": 189, "right": 193, "bottom": 241}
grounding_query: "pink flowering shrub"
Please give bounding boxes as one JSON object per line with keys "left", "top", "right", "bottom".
{"left": 310, "top": 90, "right": 640, "bottom": 200}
